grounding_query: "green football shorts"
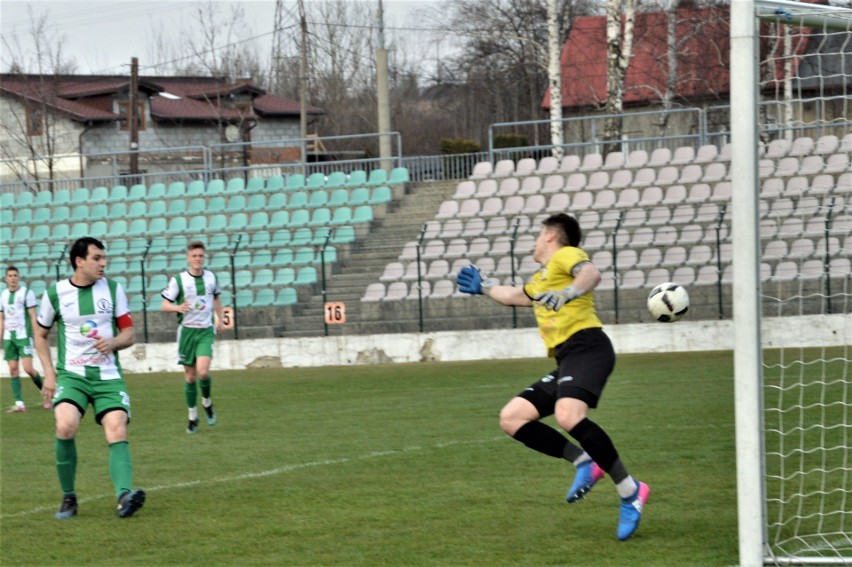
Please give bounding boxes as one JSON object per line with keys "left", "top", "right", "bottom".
{"left": 53, "top": 370, "right": 131, "bottom": 424}
{"left": 4, "top": 336, "right": 34, "bottom": 361}
{"left": 177, "top": 326, "right": 215, "bottom": 367}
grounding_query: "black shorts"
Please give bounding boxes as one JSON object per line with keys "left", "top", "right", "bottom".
{"left": 517, "top": 328, "right": 616, "bottom": 415}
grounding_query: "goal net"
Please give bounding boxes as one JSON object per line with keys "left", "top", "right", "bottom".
{"left": 733, "top": 1, "right": 852, "bottom": 565}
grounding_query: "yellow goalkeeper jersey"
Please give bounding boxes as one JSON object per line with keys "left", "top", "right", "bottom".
{"left": 523, "top": 246, "right": 603, "bottom": 357}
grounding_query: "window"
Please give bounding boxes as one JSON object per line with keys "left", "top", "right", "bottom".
{"left": 117, "top": 101, "right": 146, "bottom": 131}
{"left": 27, "top": 107, "right": 44, "bottom": 136}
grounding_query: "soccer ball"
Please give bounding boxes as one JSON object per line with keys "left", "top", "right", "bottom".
{"left": 647, "top": 282, "right": 690, "bottom": 323}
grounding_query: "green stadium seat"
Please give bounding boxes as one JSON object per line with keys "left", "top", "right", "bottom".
{"left": 126, "top": 237, "right": 148, "bottom": 255}
{"left": 187, "top": 180, "right": 206, "bottom": 197}
{"left": 268, "top": 210, "right": 290, "bottom": 229}
{"left": 11, "top": 209, "right": 28, "bottom": 225}
{"left": 165, "top": 199, "right": 187, "bottom": 217}
{"left": 388, "top": 167, "right": 410, "bottom": 185}
{"left": 52, "top": 189, "right": 71, "bottom": 206}
{"left": 71, "top": 204, "right": 89, "bottom": 220}
{"left": 107, "top": 239, "right": 128, "bottom": 257}
{"left": 126, "top": 275, "right": 144, "bottom": 294}
{"left": 29, "top": 260, "right": 49, "bottom": 279}
{"left": 32, "top": 207, "right": 51, "bottom": 225}
{"left": 148, "top": 217, "right": 168, "bottom": 235}
{"left": 166, "top": 255, "right": 185, "bottom": 272}
{"left": 246, "top": 177, "right": 265, "bottom": 193}
{"left": 129, "top": 184, "right": 148, "bottom": 201}
{"left": 147, "top": 183, "right": 166, "bottom": 200}
{"left": 265, "top": 175, "right": 284, "bottom": 192}
{"left": 9, "top": 244, "right": 29, "bottom": 262}
{"left": 247, "top": 230, "right": 271, "bottom": 250}
{"left": 148, "top": 236, "right": 169, "bottom": 255}
{"left": 308, "top": 207, "right": 331, "bottom": 226}
{"left": 28, "top": 279, "right": 47, "bottom": 297}
{"left": 254, "top": 288, "right": 276, "bottom": 306}
{"left": 225, "top": 177, "right": 245, "bottom": 194}
{"left": 71, "top": 187, "right": 90, "bottom": 203}
{"left": 267, "top": 193, "right": 286, "bottom": 210}
{"left": 291, "top": 228, "right": 312, "bottom": 246}
{"left": 31, "top": 224, "right": 50, "bottom": 243}
{"left": 345, "top": 170, "right": 367, "bottom": 188}
{"left": 167, "top": 236, "right": 188, "bottom": 254}
{"left": 269, "top": 229, "right": 291, "bottom": 249}
{"left": 31, "top": 242, "right": 50, "bottom": 259}
{"left": 348, "top": 187, "right": 370, "bottom": 205}
{"left": 233, "top": 250, "right": 251, "bottom": 269}
{"left": 1, "top": 192, "right": 16, "bottom": 209}
{"left": 166, "top": 182, "right": 186, "bottom": 198}
{"left": 127, "top": 219, "right": 148, "bottom": 237}
{"left": 247, "top": 211, "right": 268, "bottom": 231}
{"left": 227, "top": 195, "right": 247, "bottom": 212}
{"left": 307, "top": 190, "right": 328, "bottom": 208}
{"left": 291, "top": 247, "right": 315, "bottom": 266}
{"left": 149, "top": 273, "right": 169, "bottom": 292}
{"left": 107, "top": 202, "right": 128, "bottom": 220}
{"left": 227, "top": 213, "right": 248, "bottom": 232}
{"left": 207, "top": 233, "right": 230, "bottom": 251}
{"left": 187, "top": 197, "right": 207, "bottom": 215}
{"left": 365, "top": 168, "right": 387, "bottom": 187}
{"left": 90, "top": 220, "right": 108, "bottom": 238}
{"left": 206, "top": 179, "right": 225, "bottom": 195}
{"left": 208, "top": 252, "right": 230, "bottom": 271}
{"left": 208, "top": 214, "right": 228, "bottom": 233}
{"left": 234, "top": 289, "right": 253, "bottom": 307}
{"left": 0, "top": 227, "right": 12, "bottom": 243}
{"left": 146, "top": 199, "right": 168, "bottom": 218}
{"left": 294, "top": 266, "right": 317, "bottom": 285}
{"left": 50, "top": 223, "right": 69, "bottom": 242}
{"left": 90, "top": 186, "right": 110, "bottom": 202}
{"left": 286, "top": 209, "right": 309, "bottom": 228}
{"left": 108, "top": 185, "right": 128, "bottom": 202}
{"left": 188, "top": 216, "right": 208, "bottom": 234}
{"left": 206, "top": 196, "right": 226, "bottom": 214}
{"left": 285, "top": 173, "right": 305, "bottom": 191}
{"left": 306, "top": 172, "right": 326, "bottom": 190}
{"left": 271, "top": 248, "right": 293, "bottom": 267}
{"left": 312, "top": 227, "right": 332, "bottom": 246}
{"left": 328, "top": 188, "right": 349, "bottom": 207}
{"left": 166, "top": 217, "right": 188, "bottom": 235}
{"left": 234, "top": 269, "right": 252, "bottom": 289}
{"left": 70, "top": 221, "right": 89, "bottom": 239}
{"left": 147, "top": 254, "right": 169, "bottom": 272}
{"left": 218, "top": 290, "right": 232, "bottom": 306}
{"left": 329, "top": 207, "right": 352, "bottom": 225}
{"left": 369, "top": 186, "right": 392, "bottom": 205}
{"left": 251, "top": 268, "right": 274, "bottom": 289}
{"left": 245, "top": 194, "right": 267, "bottom": 212}
{"left": 331, "top": 225, "right": 355, "bottom": 244}
{"left": 91, "top": 203, "right": 109, "bottom": 220}
{"left": 251, "top": 249, "right": 272, "bottom": 268}
{"left": 352, "top": 205, "right": 373, "bottom": 224}
{"left": 52, "top": 206, "right": 71, "bottom": 223}
{"left": 109, "top": 256, "right": 129, "bottom": 274}
{"left": 275, "top": 287, "right": 298, "bottom": 306}
{"left": 108, "top": 219, "right": 128, "bottom": 238}
{"left": 318, "top": 246, "right": 336, "bottom": 263}
{"left": 128, "top": 201, "right": 147, "bottom": 218}
{"left": 325, "top": 171, "right": 347, "bottom": 189}
{"left": 34, "top": 191, "right": 52, "bottom": 207}
{"left": 286, "top": 191, "right": 308, "bottom": 209}
{"left": 273, "top": 268, "right": 295, "bottom": 286}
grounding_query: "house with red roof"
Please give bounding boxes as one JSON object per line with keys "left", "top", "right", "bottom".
{"left": 543, "top": 4, "right": 849, "bottom": 144}
{"left": 0, "top": 74, "right": 323, "bottom": 181}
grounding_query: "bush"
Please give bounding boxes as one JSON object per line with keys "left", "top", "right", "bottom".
{"left": 440, "top": 138, "right": 481, "bottom": 155}
{"left": 493, "top": 133, "right": 528, "bottom": 149}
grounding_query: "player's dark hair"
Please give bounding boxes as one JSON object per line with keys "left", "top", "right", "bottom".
{"left": 5, "top": 265, "right": 19, "bottom": 275}
{"left": 187, "top": 240, "right": 206, "bottom": 252}
{"left": 542, "top": 213, "right": 582, "bottom": 247}
{"left": 69, "top": 237, "right": 105, "bottom": 270}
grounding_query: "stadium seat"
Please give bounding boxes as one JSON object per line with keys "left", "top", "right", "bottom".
{"left": 265, "top": 175, "right": 285, "bottom": 192}
{"left": 473, "top": 179, "right": 497, "bottom": 198}
{"left": 636, "top": 247, "right": 663, "bottom": 268}
{"left": 517, "top": 176, "right": 542, "bottom": 195}
{"left": 444, "top": 239, "right": 467, "bottom": 258}
{"left": 285, "top": 174, "right": 306, "bottom": 191}
{"left": 295, "top": 266, "right": 318, "bottom": 286}
{"left": 275, "top": 287, "right": 298, "bottom": 306}
{"left": 246, "top": 177, "right": 266, "bottom": 193}
{"left": 586, "top": 171, "right": 609, "bottom": 190}
{"left": 535, "top": 156, "right": 559, "bottom": 175}
{"left": 671, "top": 146, "right": 696, "bottom": 164}
{"left": 225, "top": 177, "right": 245, "bottom": 194}
{"left": 661, "top": 246, "right": 688, "bottom": 267}
{"left": 694, "top": 144, "right": 719, "bottom": 163}
{"left": 558, "top": 154, "right": 581, "bottom": 173}
{"left": 369, "top": 186, "right": 392, "bottom": 205}
{"left": 579, "top": 153, "right": 603, "bottom": 171}
{"left": 306, "top": 172, "right": 326, "bottom": 190}
{"left": 647, "top": 147, "right": 672, "bottom": 167}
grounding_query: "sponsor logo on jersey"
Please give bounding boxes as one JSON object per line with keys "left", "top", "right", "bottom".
{"left": 194, "top": 298, "right": 207, "bottom": 311}
{"left": 80, "top": 320, "right": 99, "bottom": 338}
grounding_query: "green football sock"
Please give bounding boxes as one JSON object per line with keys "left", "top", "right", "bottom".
{"left": 55, "top": 437, "right": 77, "bottom": 495}
{"left": 109, "top": 441, "right": 133, "bottom": 497}
{"left": 199, "top": 377, "right": 211, "bottom": 401}
{"left": 31, "top": 373, "right": 43, "bottom": 390}
{"left": 10, "top": 377, "right": 22, "bottom": 403}
{"left": 185, "top": 381, "right": 198, "bottom": 408}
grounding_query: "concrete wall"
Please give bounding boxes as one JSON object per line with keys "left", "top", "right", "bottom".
{"left": 4, "top": 314, "right": 847, "bottom": 377}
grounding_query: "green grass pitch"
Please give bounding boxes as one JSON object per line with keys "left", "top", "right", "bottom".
{"left": 1, "top": 351, "right": 738, "bottom": 566}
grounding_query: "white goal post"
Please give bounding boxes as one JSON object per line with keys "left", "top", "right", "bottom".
{"left": 732, "top": 1, "right": 852, "bottom": 565}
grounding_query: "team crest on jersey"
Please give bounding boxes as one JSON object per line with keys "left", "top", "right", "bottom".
{"left": 97, "top": 298, "right": 112, "bottom": 314}
{"left": 80, "top": 320, "right": 99, "bottom": 338}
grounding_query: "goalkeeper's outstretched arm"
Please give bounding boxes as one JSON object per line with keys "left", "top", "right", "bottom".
{"left": 456, "top": 265, "right": 532, "bottom": 307}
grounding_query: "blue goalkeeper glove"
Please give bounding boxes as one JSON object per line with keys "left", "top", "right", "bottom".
{"left": 457, "top": 265, "right": 484, "bottom": 294}
{"left": 532, "top": 286, "right": 583, "bottom": 312}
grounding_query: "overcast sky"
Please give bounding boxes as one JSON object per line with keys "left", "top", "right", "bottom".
{"left": 0, "top": 0, "right": 442, "bottom": 75}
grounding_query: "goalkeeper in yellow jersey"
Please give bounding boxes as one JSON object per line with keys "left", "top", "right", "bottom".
{"left": 456, "top": 213, "right": 648, "bottom": 541}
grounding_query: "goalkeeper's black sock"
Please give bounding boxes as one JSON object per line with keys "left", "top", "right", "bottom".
{"left": 567, "top": 417, "right": 625, "bottom": 480}
{"left": 513, "top": 421, "right": 584, "bottom": 461}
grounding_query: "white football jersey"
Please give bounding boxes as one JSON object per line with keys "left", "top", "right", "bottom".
{"left": 38, "top": 278, "right": 130, "bottom": 381}
{"left": 1, "top": 285, "right": 38, "bottom": 340}
{"left": 161, "top": 270, "right": 221, "bottom": 329}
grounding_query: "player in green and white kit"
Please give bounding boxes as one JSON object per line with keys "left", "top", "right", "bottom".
{"left": 1, "top": 266, "right": 47, "bottom": 412}
{"left": 35, "top": 237, "right": 145, "bottom": 519}
{"left": 161, "top": 240, "right": 224, "bottom": 434}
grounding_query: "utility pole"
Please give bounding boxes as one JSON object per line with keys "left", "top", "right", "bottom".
{"left": 376, "top": 0, "right": 392, "bottom": 172}
{"left": 298, "top": 0, "right": 308, "bottom": 170}
{"left": 129, "top": 57, "right": 139, "bottom": 176}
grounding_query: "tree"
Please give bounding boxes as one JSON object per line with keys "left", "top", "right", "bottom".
{"left": 602, "top": 0, "right": 636, "bottom": 155}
